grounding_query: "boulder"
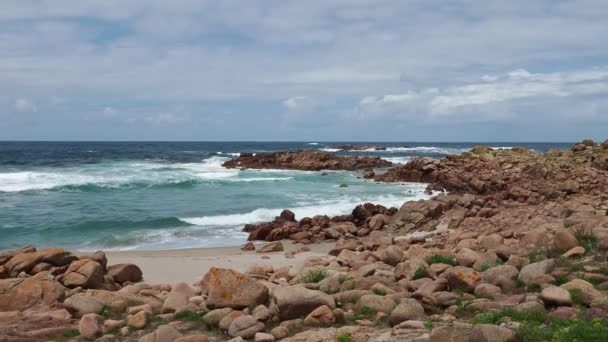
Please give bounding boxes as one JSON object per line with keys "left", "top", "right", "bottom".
{"left": 518, "top": 259, "right": 555, "bottom": 285}
{"left": 356, "top": 294, "right": 397, "bottom": 314}
{"left": 447, "top": 266, "right": 481, "bottom": 292}
{"left": 481, "top": 265, "right": 519, "bottom": 289}
{"left": 79, "top": 251, "right": 108, "bottom": 269}
{"left": 228, "top": 315, "right": 265, "bottom": 339}
{"left": 139, "top": 324, "right": 183, "bottom": 342}
{"left": 63, "top": 259, "right": 105, "bottom": 289}
{"left": 0, "top": 272, "right": 65, "bottom": 311}
{"left": 474, "top": 284, "right": 502, "bottom": 299}
{"left": 175, "top": 335, "right": 209, "bottom": 342}
{"left": 107, "top": 263, "right": 143, "bottom": 283}
{"left": 560, "top": 279, "right": 605, "bottom": 305}
{"left": 470, "top": 324, "right": 515, "bottom": 342}
{"left": 63, "top": 293, "right": 105, "bottom": 317}
{"left": 79, "top": 313, "right": 102, "bottom": 337}
{"left": 303, "top": 305, "right": 335, "bottom": 326}
{"left": 257, "top": 241, "right": 284, "bottom": 253}
{"left": 202, "top": 268, "right": 269, "bottom": 309}
{"left": 203, "top": 308, "right": 234, "bottom": 326}
{"left": 541, "top": 286, "right": 572, "bottom": 306}
{"left": 388, "top": 299, "right": 426, "bottom": 326}
{"left": 254, "top": 332, "right": 275, "bottom": 342}
{"left": 128, "top": 310, "right": 149, "bottom": 329}
{"left": 162, "top": 282, "right": 194, "bottom": 313}
{"left": 381, "top": 246, "right": 403, "bottom": 266}
{"left": 553, "top": 229, "right": 579, "bottom": 251}
{"left": 272, "top": 286, "right": 336, "bottom": 321}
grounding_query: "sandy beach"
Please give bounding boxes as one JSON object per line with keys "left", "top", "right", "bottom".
{"left": 106, "top": 240, "right": 334, "bottom": 284}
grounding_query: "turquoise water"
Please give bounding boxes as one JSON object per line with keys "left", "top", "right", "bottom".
{"left": 0, "top": 142, "right": 570, "bottom": 251}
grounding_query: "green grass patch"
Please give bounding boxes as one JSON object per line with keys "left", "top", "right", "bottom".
{"left": 472, "top": 308, "right": 608, "bottom": 342}
{"left": 302, "top": 269, "right": 327, "bottom": 283}
{"left": 55, "top": 329, "right": 79, "bottom": 342}
{"left": 480, "top": 260, "right": 504, "bottom": 272}
{"left": 173, "top": 310, "right": 204, "bottom": 323}
{"left": 424, "top": 320, "right": 433, "bottom": 329}
{"left": 527, "top": 249, "right": 546, "bottom": 263}
{"left": 413, "top": 266, "right": 428, "bottom": 280}
{"left": 372, "top": 289, "right": 385, "bottom": 296}
{"left": 360, "top": 305, "right": 375, "bottom": 316}
{"left": 427, "top": 253, "right": 458, "bottom": 266}
{"left": 569, "top": 288, "right": 584, "bottom": 306}
{"left": 572, "top": 227, "right": 599, "bottom": 252}
{"left": 337, "top": 334, "right": 353, "bottom": 342}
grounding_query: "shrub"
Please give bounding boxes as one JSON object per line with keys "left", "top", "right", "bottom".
{"left": 173, "top": 310, "right": 203, "bottom": 323}
{"left": 569, "top": 288, "right": 584, "bottom": 306}
{"left": 572, "top": 227, "right": 598, "bottom": 252}
{"left": 360, "top": 305, "right": 375, "bottom": 316}
{"left": 302, "top": 269, "right": 327, "bottom": 283}
{"left": 413, "top": 267, "right": 428, "bottom": 280}
{"left": 337, "top": 334, "right": 353, "bottom": 342}
{"left": 427, "top": 253, "right": 458, "bottom": 266}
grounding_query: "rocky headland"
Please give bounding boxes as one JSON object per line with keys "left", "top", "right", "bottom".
{"left": 3, "top": 140, "right": 608, "bottom": 341}
{"left": 333, "top": 145, "right": 387, "bottom": 151}
{"left": 222, "top": 150, "right": 392, "bottom": 171}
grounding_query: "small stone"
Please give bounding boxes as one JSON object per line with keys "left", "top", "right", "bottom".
{"left": 228, "top": 315, "right": 265, "bottom": 339}
{"left": 389, "top": 299, "right": 426, "bottom": 326}
{"left": 128, "top": 310, "right": 149, "bottom": 330}
{"left": 470, "top": 324, "right": 516, "bottom": 342}
{"left": 79, "top": 313, "right": 102, "bottom": 337}
{"left": 554, "top": 229, "right": 579, "bottom": 251}
{"left": 303, "top": 305, "right": 335, "bottom": 326}
{"left": 562, "top": 246, "right": 585, "bottom": 258}
{"left": 254, "top": 332, "right": 275, "bottom": 342}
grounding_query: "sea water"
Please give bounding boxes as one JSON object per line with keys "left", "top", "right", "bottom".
{"left": 0, "top": 141, "right": 570, "bottom": 251}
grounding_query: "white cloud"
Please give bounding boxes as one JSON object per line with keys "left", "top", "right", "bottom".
{"left": 282, "top": 96, "right": 315, "bottom": 111}
{"left": 14, "top": 98, "right": 37, "bottom": 113}
{"left": 357, "top": 67, "right": 608, "bottom": 121}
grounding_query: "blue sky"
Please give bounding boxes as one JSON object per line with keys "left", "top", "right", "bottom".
{"left": 1, "top": 0, "right": 608, "bottom": 141}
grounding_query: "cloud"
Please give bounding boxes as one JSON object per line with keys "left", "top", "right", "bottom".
{"left": 14, "top": 98, "right": 37, "bottom": 113}
{"left": 282, "top": 96, "right": 314, "bottom": 111}
{"left": 357, "top": 67, "right": 608, "bottom": 121}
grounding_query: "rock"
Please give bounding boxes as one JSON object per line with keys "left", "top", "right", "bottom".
{"left": 228, "top": 315, "right": 265, "bottom": 339}
{"left": 139, "top": 324, "right": 183, "bottom": 342}
{"left": 549, "top": 306, "right": 580, "bottom": 319}
{"left": 388, "top": 299, "right": 426, "bottom": 326}
{"left": 560, "top": 279, "right": 605, "bottom": 305}
{"left": 79, "top": 251, "right": 108, "bottom": 269}
{"left": 203, "top": 268, "right": 269, "bottom": 309}
{"left": 303, "top": 305, "right": 335, "bottom": 326}
{"left": 255, "top": 332, "right": 275, "bottom": 342}
{"left": 518, "top": 259, "right": 555, "bottom": 285}
{"left": 223, "top": 150, "right": 391, "bottom": 171}
{"left": 270, "top": 326, "right": 289, "bottom": 340}
{"left": 252, "top": 304, "right": 270, "bottom": 321}
{"left": 456, "top": 248, "right": 480, "bottom": 267}
{"left": 63, "top": 259, "right": 105, "bottom": 289}
{"left": 79, "top": 313, "right": 102, "bottom": 337}
{"left": 553, "top": 229, "right": 579, "bottom": 251}
{"left": 541, "top": 286, "right": 572, "bottom": 306}
{"left": 357, "top": 294, "right": 397, "bottom": 314}
{"left": 257, "top": 241, "right": 284, "bottom": 253}
{"left": 382, "top": 245, "right": 403, "bottom": 266}
{"left": 203, "top": 308, "right": 234, "bottom": 326}
{"left": 162, "top": 282, "right": 194, "bottom": 313}
{"left": 481, "top": 265, "right": 519, "bottom": 289}
{"left": 447, "top": 266, "right": 481, "bottom": 292}
{"left": 562, "top": 246, "right": 585, "bottom": 258}
{"left": 128, "top": 310, "right": 150, "bottom": 329}
{"left": 175, "top": 335, "right": 209, "bottom": 342}
{"left": 474, "top": 283, "right": 502, "bottom": 299}
{"left": 272, "top": 286, "right": 336, "bottom": 320}
{"left": 63, "top": 293, "right": 104, "bottom": 317}
{"left": 241, "top": 242, "right": 256, "bottom": 251}
{"left": 0, "top": 272, "right": 65, "bottom": 311}
{"left": 470, "top": 324, "right": 516, "bottom": 342}
{"left": 107, "top": 263, "right": 143, "bottom": 283}
{"left": 220, "top": 311, "right": 245, "bottom": 331}
{"left": 87, "top": 289, "right": 163, "bottom": 310}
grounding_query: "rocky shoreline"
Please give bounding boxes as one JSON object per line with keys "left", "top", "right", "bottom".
{"left": 2, "top": 140, "right": 608, "bottom": 341}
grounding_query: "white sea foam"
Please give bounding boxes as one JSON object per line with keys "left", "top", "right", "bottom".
{"left": 319, "top": 148, "right": 340, "bottom": 152}
{"left": 180, "top": 188, "right": 430, "bottom": 228}
{"left": 0, "top": 156, "right": 296, "bottom": 192}
{"left": 382, "top": 157, "right": 412, "bottom": 164}
{"left": 307, "top": 142, "right": 320, "bottom": 145}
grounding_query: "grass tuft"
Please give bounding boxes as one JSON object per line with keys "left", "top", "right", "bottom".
{"left": 413, "top": 266, "right": 428, "bottom": 280}
{"left": 302, "top": 269, "right": 327, "bottom": 283}
{"left": 337, "top": 334, "right": 353, "bottom": 342}
{"left": 427, "top": 253, "right": 458, "bottom": 266}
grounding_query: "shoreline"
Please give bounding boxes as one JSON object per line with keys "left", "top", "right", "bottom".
{"left": 104, "top": 240, "right": 334, "bottom": 284}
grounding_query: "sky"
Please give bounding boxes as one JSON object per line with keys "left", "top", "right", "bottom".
{"left": 1, "top": 0, "right": 608, "bottom": 142}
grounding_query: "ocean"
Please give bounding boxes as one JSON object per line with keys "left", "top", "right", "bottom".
{"left": 0, "top": 141, "right": 571, "bottom": 251}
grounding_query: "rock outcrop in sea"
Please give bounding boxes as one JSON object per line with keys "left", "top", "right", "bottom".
{"left": 2, "top": 139, "right": 608, "bottom": 341}
{"left": 222, "top": 150, "right": 392, "bottom": 171}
